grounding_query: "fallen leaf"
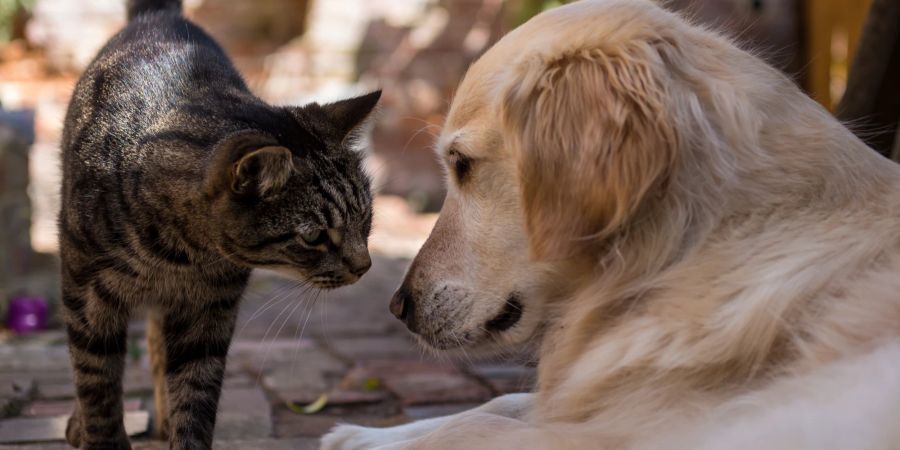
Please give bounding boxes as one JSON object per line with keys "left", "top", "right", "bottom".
{"left": 287, "top": 393, "right": 328, "bottom": 414}
{"left": 362, "top": 377, "right": 381, "bottom": 391}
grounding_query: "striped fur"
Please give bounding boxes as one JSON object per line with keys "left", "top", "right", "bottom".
{"left": 59, "top": 1, "right": 378, "bottom": 449}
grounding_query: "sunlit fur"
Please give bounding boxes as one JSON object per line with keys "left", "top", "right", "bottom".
{"left": 322, "top": 0, "right": 900, "bottom": 448}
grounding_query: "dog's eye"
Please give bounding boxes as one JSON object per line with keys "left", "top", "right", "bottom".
{"left": 448, "top": 149, "right": 471, "bottom": 183}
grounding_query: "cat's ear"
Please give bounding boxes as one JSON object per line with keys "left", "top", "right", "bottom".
{"left": 230, "top": 146, "right": 294, "bottom": 199}
{"left": 320, "top": 90, "right": 382, "bottom": 140}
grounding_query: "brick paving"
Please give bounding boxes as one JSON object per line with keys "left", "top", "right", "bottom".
{"left": 0, "top": 255, "right": 535, "bottom": 449}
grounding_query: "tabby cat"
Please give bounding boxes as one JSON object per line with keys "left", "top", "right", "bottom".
{"left": 59, "top": 1, "right": 378, "bottom": 448}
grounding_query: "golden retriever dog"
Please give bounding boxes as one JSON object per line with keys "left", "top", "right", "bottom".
{"left": 322, "top": 0, "right": 900, "bottom": 448}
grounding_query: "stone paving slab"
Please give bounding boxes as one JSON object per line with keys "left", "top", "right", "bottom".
{"left": 30, "top": 383, "right": 72, "bottom": 402}
{"left": 24, "top": 399, "right": 141, "bottom": 418}
{"left": 0, "top": 411, "right": 148, "bottom": 444}
{"left": 273, "top": 409, "right": 407, "bottom": 439}
{"left": 325, "top": 335, "right": 424, "bottom": 362}
{"left": 209, "top": 438, "right": 320, "bottom": 450}
{"left": 217, "top": 387, "right": 272, "bottom": 440}
{"left": 0, "top": 378, "right": 44, "bottom": 400}
{"left": 0, "top": 346, "right": 70, "bottom": 373}
{"left": 215, "top": 412, "right": 272, "bottom": 441}
{"left": 231, "top": 339, "right": 346, "bottom": 378}
{"left": 222, "top": 373, "right": 255, "bottom": 389}
{"left": 0, "top": 267, "right": 533, "bottom": 446}
{"left": 0, "top": 378, "right": 34, "bottom": 418}
{"left": 384, "top": 370, "right": 492, "bottom": 406}
{"left": 345, "top": 361, "right": 493, "bottom": 406}
{"left": 468, "top": 363, "right": 536, "bottom": 395}
{"left": 403, "top": 402, "right": 483, "bottom": 421}
{"left": 0, "top": 438, "right": 319, "bottom": 450}
{"left": 275, "top": 386, "right": 389, "bottom": 407}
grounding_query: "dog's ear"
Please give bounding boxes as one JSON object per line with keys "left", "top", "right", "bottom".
{"left": 499, "top": 45, "right": 678, "bottom": 260}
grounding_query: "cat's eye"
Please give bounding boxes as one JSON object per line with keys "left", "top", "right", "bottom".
{"left": 300, "top": 229, "right": 328, "bottom": 246}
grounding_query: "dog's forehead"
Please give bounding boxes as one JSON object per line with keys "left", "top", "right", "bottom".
{"left": 435, "top": 130, "right": 461, "bottom": 157}
{"left": 434, "top": 128, "right": 503, "bottom": 159}
{"left": 441, "top": 77, "right": 506, "bottom": 158}
{"left": 441, "top": 3, "right": 569, "bottom": 155}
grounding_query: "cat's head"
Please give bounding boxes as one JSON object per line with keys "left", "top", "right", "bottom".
{"left": 204, "top": 91, "right": 381, "bottom": 289}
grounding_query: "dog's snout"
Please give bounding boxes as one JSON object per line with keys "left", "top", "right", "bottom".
{"left": 389, "top": 286, "right": 416, "bottom": 331}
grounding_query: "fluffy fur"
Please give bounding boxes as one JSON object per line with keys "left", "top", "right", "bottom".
{"left": 323, "top": 0, "right": 900, "bottom": 448}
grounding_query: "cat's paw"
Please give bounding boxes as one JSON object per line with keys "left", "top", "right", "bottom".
{"left": 65, "top": 412, "right": 82, "bottom": 448}
{"left": 66, "top": 411, "right": 132, "bottom": 450}
{"left": 320, "top": 424, "right": 401, "bottom": 450}
{"left": 152, "top": 415, "right": 170, "bottom": 441}
{"left": 66, "top": 412, "right": 81, "bottom": 448}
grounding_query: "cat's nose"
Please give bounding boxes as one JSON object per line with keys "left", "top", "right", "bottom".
{"left": 344, "top": 252, "right": 371, "bottom": 277}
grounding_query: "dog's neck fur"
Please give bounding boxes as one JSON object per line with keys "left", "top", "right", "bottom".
{"left": 533, "top": 80, "right": 900, "bottom": 427}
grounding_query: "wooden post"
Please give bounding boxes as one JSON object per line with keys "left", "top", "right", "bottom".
{"left": 837, "top": 0, "right": 900, "bottom": 158}
{"left": 805, "top": 0, "right": 835, "bottom": 108}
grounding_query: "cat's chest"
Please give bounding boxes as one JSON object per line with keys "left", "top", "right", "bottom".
{"left": 100, "top": 256, "right": 249, "bottom": 307}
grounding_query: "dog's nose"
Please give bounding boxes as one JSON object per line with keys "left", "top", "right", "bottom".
{"left": 389, "top": 286, "right": 415, "bottom": 330}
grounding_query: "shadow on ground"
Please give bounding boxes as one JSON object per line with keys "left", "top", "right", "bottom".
{"left": 0, "top": 254, "right": 534, "bottom": 449}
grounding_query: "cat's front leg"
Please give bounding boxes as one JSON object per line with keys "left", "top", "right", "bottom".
{"left": 62, "top": 283, "right": 131, "bottom": 450}
{"left": 161, "top": 295, "right": 240, "bottom": 450}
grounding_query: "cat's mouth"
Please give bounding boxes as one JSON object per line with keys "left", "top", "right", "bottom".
{"left": 309, "top": 273, "right": 359, "bottom": 290}
{"left": 216, "top": 241, "right": 361, "bottom": 290}
{"left": 265, "top": 266, "right": 358, "bottom": 290}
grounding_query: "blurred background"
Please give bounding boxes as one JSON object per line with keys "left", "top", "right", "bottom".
{"left": 0, "top": 0, "right": 896, "bottom": 447}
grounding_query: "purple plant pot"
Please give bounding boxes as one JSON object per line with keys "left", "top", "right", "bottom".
{"left": 6, "top": 296, "right": 48, "bottom": 334}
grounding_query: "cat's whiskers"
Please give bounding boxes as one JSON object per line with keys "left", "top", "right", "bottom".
{"left": 289, "top": 287, "right": 323, "bottom": 378}
{"left": 297, "top": 288, "right": 322, "bottom": 343}
{"left": 254, "top": 284, "right": 303, "bottom": 357}
{"left": 288, "top": 288, "right": 315, "bottom": 379}
{"left": 319, "top": 290, "right": 331, "bottom": 344}
{"left": 256, "top": 287, "right": 309, "bottom": 385}
{"left": 236, "top": 280, "right": 302, "bottom": 338}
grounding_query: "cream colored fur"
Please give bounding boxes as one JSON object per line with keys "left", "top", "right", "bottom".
{"left": 322, "top": 0, "right": 900, "bottom": 448}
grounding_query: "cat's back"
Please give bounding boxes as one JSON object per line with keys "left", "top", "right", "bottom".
{"left": 62, "top": 11, "right": 245, "bottom": 169}
{"left": 58, "top": 9, "right": 252, "bottom": 270}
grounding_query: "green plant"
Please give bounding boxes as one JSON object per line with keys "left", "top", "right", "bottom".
{"left": 510, "top": 0, "right": 574, "bottom": 28}
{"left": 0, "top": 0, "right": 34, "bottom": 43}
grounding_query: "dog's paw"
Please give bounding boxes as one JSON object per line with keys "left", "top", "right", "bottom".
{"left": 320, "top": 424, "right": 400, "bottom": 450}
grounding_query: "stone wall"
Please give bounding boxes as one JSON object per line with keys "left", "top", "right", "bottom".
{"left": 0, "top": 109, "right": 35, "bottom": 309}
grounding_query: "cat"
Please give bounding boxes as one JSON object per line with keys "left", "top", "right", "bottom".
{"left": 58, "top": 0, "right": 379, "bottom": 448}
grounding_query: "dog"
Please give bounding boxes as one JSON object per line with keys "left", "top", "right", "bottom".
{"left": 322, "top": 0, "right": 900, "bottom": 448}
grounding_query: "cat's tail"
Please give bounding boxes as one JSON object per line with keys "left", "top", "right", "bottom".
{"left": 126, "top": 0, "right": 182, "bottom": 21}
